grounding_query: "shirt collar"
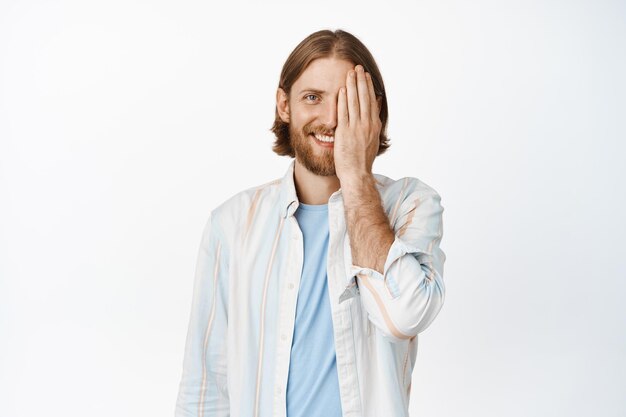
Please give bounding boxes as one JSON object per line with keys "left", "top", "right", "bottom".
{"left": 278, "top": 159, "right": 344, "bottom": 218}
{"left": 278, "top": 159, "right": 385, "bottom": 218}
{"left": 279, "top": 159, "right": 300, "bottom": 218}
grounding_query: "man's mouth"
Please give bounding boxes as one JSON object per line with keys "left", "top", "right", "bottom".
{"left": 309, "top": 133, "right": 335, "bottom": 145}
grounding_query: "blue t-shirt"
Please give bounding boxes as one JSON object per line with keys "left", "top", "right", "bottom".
{"left": 285, "top": 202, "right": 343, "bottom": 417}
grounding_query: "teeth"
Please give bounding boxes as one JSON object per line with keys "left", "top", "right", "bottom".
{"left": 314, "top": 134, "right": 335, "bottom": 143}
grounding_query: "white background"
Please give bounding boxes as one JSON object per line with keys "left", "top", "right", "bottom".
{"left": 1, "top": 0, "right": 625, "bottom": 416}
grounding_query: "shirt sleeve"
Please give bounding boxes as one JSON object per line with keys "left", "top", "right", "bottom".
{"left": 341, "top": 190, "right": 446, "bottom": 343}
{"left": 175, "top": 211, "right": 230, "bottom": 416}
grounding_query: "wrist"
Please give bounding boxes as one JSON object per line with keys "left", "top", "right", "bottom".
{"left": 340, "top": 171, "right": 374, "bottom": 188}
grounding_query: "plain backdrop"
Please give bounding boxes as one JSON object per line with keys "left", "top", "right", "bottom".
{"left": 1, "top": 0, "right": 625, "bottom": 416}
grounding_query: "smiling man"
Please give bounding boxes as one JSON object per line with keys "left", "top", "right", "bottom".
{"left": 175, "top": 29, "right": 446, "bottom": 417}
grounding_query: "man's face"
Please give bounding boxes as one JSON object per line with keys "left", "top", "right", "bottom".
{"left": 286, "top": 57, "right": 356, "bottom": 176}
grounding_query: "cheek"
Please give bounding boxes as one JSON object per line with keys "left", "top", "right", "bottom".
{"left": 292, "top": 113, "right": 316, "bottom": 130}
{"left": 293, "top": 104, "right": 318, "bottom": 119}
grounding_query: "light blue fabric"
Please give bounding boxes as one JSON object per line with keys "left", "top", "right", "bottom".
{"left": 286, "top": 202, "right": 343, "bottom": 417}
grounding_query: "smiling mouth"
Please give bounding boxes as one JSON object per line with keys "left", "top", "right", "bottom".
{"left": 309, "top": 133, "right": 335, "bottom": 145}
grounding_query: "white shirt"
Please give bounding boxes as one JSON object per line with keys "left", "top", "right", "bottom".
{"left": 175, "top": 159, "right": 446, "bottom": 417}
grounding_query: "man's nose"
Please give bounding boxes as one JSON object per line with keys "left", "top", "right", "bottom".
{"left": 321, "top": 100, "right": 338, "bottom": 129}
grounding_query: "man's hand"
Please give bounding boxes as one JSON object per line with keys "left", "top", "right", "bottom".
{"left": 334, "top": 64, "right": 382, "bottom": 184}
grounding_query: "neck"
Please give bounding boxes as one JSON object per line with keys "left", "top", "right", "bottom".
{"left": 293, "top": 159, "right": 340, "bottom": 205}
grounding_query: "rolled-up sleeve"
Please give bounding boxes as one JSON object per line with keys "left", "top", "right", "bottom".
{"left": 175, "top": 212, "right": 230, "bottom": 416}
{"left": 346, "top": 191, "right": 446, "bottom": 343}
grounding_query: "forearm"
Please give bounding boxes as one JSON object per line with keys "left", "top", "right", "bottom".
{"left": 341, "top": 173, "right": 395, "bottom": 274}
{"left": 340, "top": 176, "right": 447, "bottom": 342}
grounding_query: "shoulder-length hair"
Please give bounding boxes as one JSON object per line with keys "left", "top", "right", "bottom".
{"left": 270, "top": 29, "right": 391, "bottom": 158}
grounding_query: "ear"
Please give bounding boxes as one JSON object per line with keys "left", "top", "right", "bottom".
{"left": 376, "top": 96, "right": 383, "bottom": 115}
{"left": 276, "top": 87, "right": 290, "bottom": 123}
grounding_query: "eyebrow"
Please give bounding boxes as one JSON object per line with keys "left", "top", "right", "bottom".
{"left": 298, "top": 88, "right": 329, "bottom": 95}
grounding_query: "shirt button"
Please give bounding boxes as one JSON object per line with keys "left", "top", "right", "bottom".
{"left": 276, "top": 386, "right": 282, "bottom": 395}
{"left": 281, "top": 334, "right": 287, "bottom": 341}
{"left": 287, "top": 283, "right": 294, "bottom": 290}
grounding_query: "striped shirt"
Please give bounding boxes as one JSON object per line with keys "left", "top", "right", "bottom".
{"left": 175, "top": 159, "right": 446, "bottom": 417}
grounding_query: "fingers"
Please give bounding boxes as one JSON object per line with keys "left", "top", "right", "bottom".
{"left": 356, "top": 66, "right": 370, "bottom": 121}
{"left": 365, "top": 72, "right": 378, "bottom": 119}
{"left": 344, "top": 65, "right": 381, "bottom": 125}
{"left": 338, "top": 85, "right": 348, "bottom": 127}
{"left": 346, "top": 68, "right": 359, "bottom": 124}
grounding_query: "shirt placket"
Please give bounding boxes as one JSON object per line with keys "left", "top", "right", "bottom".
{"left": 273, "top": 210, "right": 303, "bottom": 417}
{"left": 328, "top": 194, "right": 363, "bottom": 417}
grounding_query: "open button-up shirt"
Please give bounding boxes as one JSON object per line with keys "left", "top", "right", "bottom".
{"left": 175, "top": 160, "right": 446, "bottom": 417}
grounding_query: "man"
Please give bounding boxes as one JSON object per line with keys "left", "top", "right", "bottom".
{"left": 175, "top": 29, "right": 446, "bottom": 417}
